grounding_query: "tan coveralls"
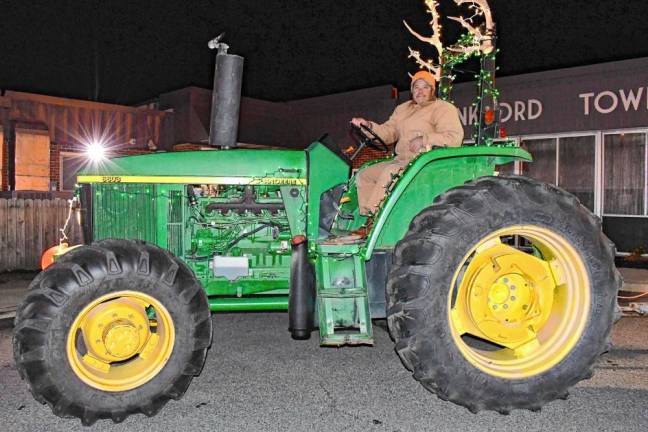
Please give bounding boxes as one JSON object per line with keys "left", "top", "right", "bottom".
{"left": 356, "top": 98, "right": 464, "bottom": 215}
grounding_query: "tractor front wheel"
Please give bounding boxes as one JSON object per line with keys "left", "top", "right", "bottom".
{"left": 13, "top": 239, "right": 212, "bottom": 425}
{"left": 386, "top": 176, "right": 620, "bottom": 413}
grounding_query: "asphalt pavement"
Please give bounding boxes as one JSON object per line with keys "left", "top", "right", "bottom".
{"left": 1, "top": 312, "right": 647, "bottom": 432}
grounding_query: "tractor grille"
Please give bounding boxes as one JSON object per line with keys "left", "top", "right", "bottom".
{"left": 92, "top": 184, "right": 157, "bottom": 243}
{"left": 167, "top": 190, "right": 184, "bottom": 257}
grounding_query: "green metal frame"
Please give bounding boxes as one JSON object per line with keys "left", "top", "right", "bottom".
{"left": 304, "top": 141, "right": 350, "bottom": 240}
{"left": 315, "top": 243, "right": 373, "bottom": 345}
{"left": 77, "top": 143, "right": 531, "bottom": 345}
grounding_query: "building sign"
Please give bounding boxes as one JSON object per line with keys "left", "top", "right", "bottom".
{"left": 458, "top": 99, "right": 543, "bottom": 127}
{"left": 451, "top": 57, "right": 648, "bottom": 136}
{"left": 579, "top": 87, "right": 648, "bottom": 115}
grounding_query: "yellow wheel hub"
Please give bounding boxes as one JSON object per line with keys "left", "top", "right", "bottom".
{"left": 66, "top": 291, "right": 175, "bottom": 391}
{"left": 104, "top": 323, "right": 140, "bottom": 358}
{"left": 449, "top": 226, "right": 590, "bottom": 379}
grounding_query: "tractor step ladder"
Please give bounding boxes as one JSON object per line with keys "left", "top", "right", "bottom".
{"left": 314, "top": 243, "right": 373, "bottom": 346}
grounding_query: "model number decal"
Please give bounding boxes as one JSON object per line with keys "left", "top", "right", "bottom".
{"left": 250, "top": 178, "right": 305, "bottom": 185}
{"left": 76, "top": 175, "right": 307, "bottom": 185}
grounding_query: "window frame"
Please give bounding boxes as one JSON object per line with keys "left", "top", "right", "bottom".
{"left": 518, "top": 131, "right": 599, "bottom": 214}
{"left": 59, "top": 151, "right": 85, "bottom": 192}
{"left": 601, "top": 128, "right": 648, "bottom": 218}
{"left": 463, "top": 128, "right": 648, "bottom": 219}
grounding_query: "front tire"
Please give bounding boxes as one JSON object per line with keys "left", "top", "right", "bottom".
{"left": 13, "top": 239, "right": 212, "bottom": 425}
{"left": 386, "top": 176, "right": 620, "bottom": 413}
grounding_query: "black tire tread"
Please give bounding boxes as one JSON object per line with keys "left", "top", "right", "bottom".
{"left": 386, "top": 176, "right": 621, "bottom": 413}
{"left": 13, "top": 239, "right": 212, "bottom": 425}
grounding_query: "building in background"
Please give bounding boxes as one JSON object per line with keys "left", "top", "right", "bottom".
{"left": 447, "top": 57, "right": 648, "bottom": 255}
{"left": 0, "top": 91, "right": 171, "bottom": 193}
{"left": 1, "top": 57, "right": 646, "bottom": 253}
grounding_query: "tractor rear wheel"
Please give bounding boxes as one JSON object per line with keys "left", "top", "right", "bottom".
{"left": 13, "top": 239, "right": 212, "bottom": 425}
{"left": 386, "top": 176, "right": 620, "bottom": 413}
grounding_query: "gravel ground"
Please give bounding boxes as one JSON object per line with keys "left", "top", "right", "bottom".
{"left": 1, "top": 313, "right": 646, "bottom": 432}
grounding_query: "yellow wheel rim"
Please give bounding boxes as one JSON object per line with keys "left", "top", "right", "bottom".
{"left": 66, "top": 290, "right": 175, "bottom": 392}
{"left": 449, "top": 226, "right": 590, "bottom": 379}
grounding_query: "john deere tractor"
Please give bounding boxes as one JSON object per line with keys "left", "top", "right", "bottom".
{"left": 13, "top": 37, "right": 619, "bottom": 425}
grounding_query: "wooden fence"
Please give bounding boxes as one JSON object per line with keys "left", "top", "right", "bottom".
{"left": 0, "top": 198, "right": 84, "bottom": 272}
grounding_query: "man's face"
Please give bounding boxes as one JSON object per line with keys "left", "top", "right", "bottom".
{"left": 412, "top": 79, "right": 434, "bottom": 105}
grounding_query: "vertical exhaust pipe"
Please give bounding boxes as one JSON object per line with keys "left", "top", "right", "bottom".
{"left": 289, "top": 235, "right": 315, "bottom": 340}
{"left": 208, "top": 33, "right": 244, "bottom": 148}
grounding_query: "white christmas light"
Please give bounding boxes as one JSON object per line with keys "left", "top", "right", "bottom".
{"left": 449, "top": 0, "right": 495, "bottom": 55}
{"left": 403, "top": 0, "right": 443, "bottom": 80}
{"left": 405, "top": 0, "right": 496, "bottom": 75}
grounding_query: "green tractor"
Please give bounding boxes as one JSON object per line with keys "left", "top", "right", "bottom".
{"left": 13, "top": 35, "right": 619, "bottom": 425}
{"left": 12, "top": 134, "right": 620, "bottom": 423}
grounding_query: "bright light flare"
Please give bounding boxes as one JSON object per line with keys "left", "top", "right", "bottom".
{"left": 57, "top": 112, "right": 126, "bottom": 187}
{"left": 86, "top": 141, "right": 107, "bottom": 162}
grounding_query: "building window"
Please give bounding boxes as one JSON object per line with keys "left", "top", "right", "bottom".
{"left": 521, "top": 135, "right": 596, "bottom": 212}
{"left": 603, "top": 132, "right": 646, "bottom": 216}
{"left": 521, "top": 138, "right": 557, "bottom": 185}
{"left": 15, "top": 127, "right": 50, "bottom": 191}
{"left": 558, "top": 136, "right": 596, "bottom": 211}
{"left": 60, "top": 152, "right": 85, "bottom": 191}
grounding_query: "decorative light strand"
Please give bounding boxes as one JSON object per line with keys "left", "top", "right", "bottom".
{"left": 403, "top": 0, "right": 444, "bottom": 80}
{"left": 407, "top": 0, "right": 513, "bottom": 146}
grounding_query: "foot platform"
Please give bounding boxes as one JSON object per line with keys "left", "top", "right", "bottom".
{"left": 314, "top": 243, "right": 373, "bottom": 346}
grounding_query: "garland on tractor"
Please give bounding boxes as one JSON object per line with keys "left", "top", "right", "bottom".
{"left": 405, "top": 0, "right": 506, "bottom": 145}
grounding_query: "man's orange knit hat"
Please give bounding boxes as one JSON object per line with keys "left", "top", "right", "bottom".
{"left": 410, "top": 70, "right": 436, "bottom": 90}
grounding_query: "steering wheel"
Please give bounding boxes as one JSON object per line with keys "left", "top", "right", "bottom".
{"left": 348, "top": 123, "right": 390, "bottom": 160}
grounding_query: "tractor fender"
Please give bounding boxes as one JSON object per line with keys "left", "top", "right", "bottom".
{"left": 363, "top": 145, "right": 532, "bottom": 259}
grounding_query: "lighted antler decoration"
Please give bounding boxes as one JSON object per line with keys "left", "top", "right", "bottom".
{"left": 405, "top": 0, "right": 504, "bottom": 146}
{"left": 403, "top": 0, "right": 444, "bottom": 81}
{"left": 447, "top": 0, "right": 495, "bottom": 55}
{"left": 404, "top": 0, "right": 496, "bottom": 78}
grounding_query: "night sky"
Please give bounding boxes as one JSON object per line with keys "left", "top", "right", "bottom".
{"left": 1, "top": 0, "right": 647, "bottom": 105}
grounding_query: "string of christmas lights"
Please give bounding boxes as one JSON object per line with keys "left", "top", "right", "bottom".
{"left": 406, "top": 0, "right": 511, "bottom": 146}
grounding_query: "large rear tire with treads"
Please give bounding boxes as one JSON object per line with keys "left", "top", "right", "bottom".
{"left": 386, "top": 176, "right": 620, "bottom": 413}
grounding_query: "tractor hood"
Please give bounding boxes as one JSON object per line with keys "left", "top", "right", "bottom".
{"left": 77, "top": 149, "right": 307, "bottom": 186}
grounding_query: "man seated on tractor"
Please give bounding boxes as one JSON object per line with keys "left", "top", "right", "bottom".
{"left": 350, "top": 70, "right": 464, "bottom": 220}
